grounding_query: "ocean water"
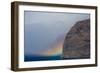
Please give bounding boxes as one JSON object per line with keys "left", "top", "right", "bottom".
{"left": 24, "top": 55, "right": 62, "bottom": 61}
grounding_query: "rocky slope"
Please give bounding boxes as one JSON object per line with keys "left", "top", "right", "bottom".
{"left": 63, "top": 19, "right": 90, "bottom": 59}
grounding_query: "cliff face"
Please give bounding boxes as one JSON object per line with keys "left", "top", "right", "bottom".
{"left": 63, "top": 19, "right": 90, "bottom": 59}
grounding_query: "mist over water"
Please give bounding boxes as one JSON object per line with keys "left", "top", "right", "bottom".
{"left": 24, "top": 11, "right": 90, "bottom": 61}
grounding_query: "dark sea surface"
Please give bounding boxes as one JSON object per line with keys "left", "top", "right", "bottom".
{"left": 24, "top": 54, "right": 90, "bottom": 62}
{"left": 24, "top": 55, "right": 62, "bottom": 62}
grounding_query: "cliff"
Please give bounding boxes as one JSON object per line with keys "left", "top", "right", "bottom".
{"left": 63, "top": 19, "right": 90, "bottom": 59}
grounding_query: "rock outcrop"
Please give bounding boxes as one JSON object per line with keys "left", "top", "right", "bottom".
{"left": 63, "top": 19, "right": 90, "bottom": 59}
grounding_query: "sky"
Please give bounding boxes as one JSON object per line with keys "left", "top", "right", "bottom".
{"left": 24, "top": 11, "right": 90, "bottom": 56}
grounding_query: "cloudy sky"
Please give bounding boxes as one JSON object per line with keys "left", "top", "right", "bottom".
{"left": 24, "top": 11, "right": 90, "bottom": 56}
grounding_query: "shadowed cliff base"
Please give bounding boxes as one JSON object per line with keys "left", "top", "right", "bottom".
{"left": 63, "top": 19, "right": 90, "bottom": 59}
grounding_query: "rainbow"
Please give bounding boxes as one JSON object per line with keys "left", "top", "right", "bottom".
{"left": 40, "top": 41, "right": 63, "bottom": 56}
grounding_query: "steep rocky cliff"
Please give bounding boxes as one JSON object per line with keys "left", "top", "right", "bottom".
{"left": 63, "top": 19, "right": 90, "bottom": 59}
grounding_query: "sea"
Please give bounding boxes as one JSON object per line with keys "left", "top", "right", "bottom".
{"left": 24, "top": 55, "right": 62, "bottom": 62}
